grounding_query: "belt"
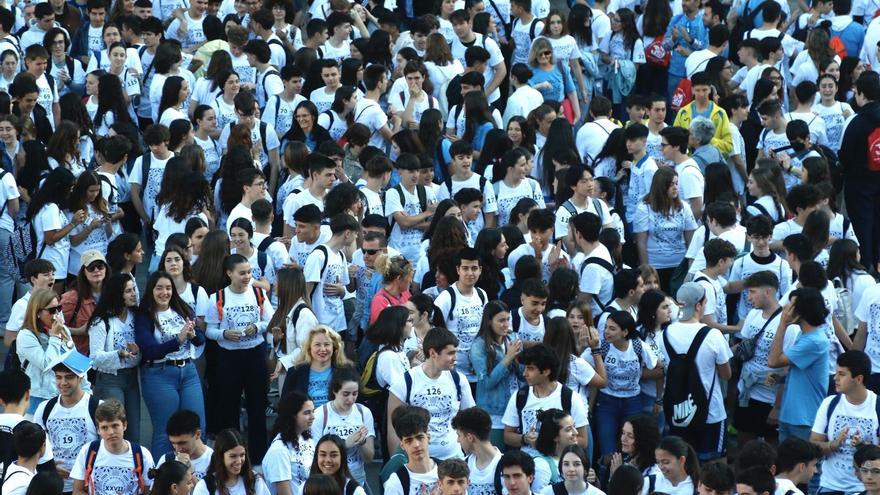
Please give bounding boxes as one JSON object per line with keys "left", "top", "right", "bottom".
{"left": 146, "top": 358, "right": 190, "bottom": 368}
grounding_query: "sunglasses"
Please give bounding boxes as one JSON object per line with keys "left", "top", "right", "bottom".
{"left": 85, "top": 262, "right": 106, "bottom": 273}
{"left": 363, "top": 249, "right": 382, "bottom": 255}
{"left": 44, "top": 305, "right": 62, "bottom": 314}
{"left": 540, "top": 50, "right": 552, "bottom": 56}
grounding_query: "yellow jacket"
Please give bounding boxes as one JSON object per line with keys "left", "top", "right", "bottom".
{"left": 673, "top": 101, "right": 733, "bottom": 155}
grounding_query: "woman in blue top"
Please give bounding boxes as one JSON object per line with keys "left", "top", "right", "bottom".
{"left": 528, "top": 38, "right": 579, "bottom": 123}
{"left": 280, "top": 325, "right": 354, "bottom": 406}
{"left": 469, "top": 300, "right": 522, "bottom": 450}
{"left": 134, "top": 270, "right": 205, "bottom": 457}
{"left": 462, "top": 91, "right": 497, "bottom": 155}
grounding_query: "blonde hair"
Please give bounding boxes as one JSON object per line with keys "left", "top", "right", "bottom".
{"left": 294, "top": 325, "right": 352, "bottom": 368}
{"left": 528, "top": 38, "right": 554, "bottom": 67}
{"left": 22, "top": 288, "right": 58, "bottom": 335}
{"left": 374, "top": 254, "right": 413, "bottom": 284}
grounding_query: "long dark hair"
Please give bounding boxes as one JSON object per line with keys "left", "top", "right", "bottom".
{"left": 26, "top": 167, "right": 75, "bottom": 221}
{"left": 95, "top": 73, "right": 131, "bottom": 130}
{"left": 267, "top": 267, "right": 311, "bottom": 355}
{"left": 191, "top": 230, "right": 231, "bottom": 294}
{"left": 474, "top": 300, "right": 511, "bottom": 373}
{"left": 88, "top": 272, "right": 134, "bottom": 327}
{"left": 140, "top": 271, "right": 194, "bottom": 326}
{"left": 273, "top": 391, "right": 313, "bottom": 447}
{"left": 543, "top": 316, "right": 578, "bottom": 385}
{"left": 615, "top": 9, "right": 640, "bottom": 50}
{"left": 534, "top": 408, "right": 571, "bottom": 456}
{"left": 156, "top": 167, "right": 211, "bottom": 222}
{"left": 827, "top": 239, "right": 866, "bottom": 288}
{"left": 205, "top": 429, "right": 258, "bottom": 494}
{"left": 474, "top": 228, "right": 506, "bottom": 298}
{"left": 158, "top": 76, "right": 185, "bottom": 118}
{"left": 621, "top": 415, "right": 661, "bottom": 471}
{"left": 106, "top": 233, "right": 141, "bottom": 274}
{"left": 147, "top": 460, "right": 189, "bottom": 495}
{"left": 158, "top": 245, "right": 194, "bottom": 282}
{"left": 309, "top": 434, "right": 360, "bottom": 491}
{"left": 541, "top": 118, "right": 577, "bottom": 193}
{"left": 568, "top": 4, "right": 593, "bottom": 47}
{"left": 365, "top": 305, "right": 410, "bottom": 350}
{"left": 641, "top": 0, "right": 672, "bottom": 37}
{"left": 657, "top": 435, "right": 701, "bottom": 479}
{"left": 462, "top": 91, "right": 495, "bottom": 145}
{"left": 636, "top": 289, "right": 669, "bottom": 339}
{"left": 218, "top": 145, "right": 254, "bottom": 213}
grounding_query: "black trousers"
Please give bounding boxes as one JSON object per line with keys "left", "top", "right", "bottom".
{"left": 845, "top": 177, "right": 880, "bottom": 272}
{"left": 215, "top": 344, "right": 269, "bottom": 464}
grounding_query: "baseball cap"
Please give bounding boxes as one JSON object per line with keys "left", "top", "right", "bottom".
{"left": 80, "top": 250, "right": 107, "bottom": 269}
{"left": 676, "top": 282, "right": 706, "bottom": 321}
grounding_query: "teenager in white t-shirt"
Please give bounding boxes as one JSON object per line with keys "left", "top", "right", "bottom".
{"left": 384, "top": 411, "right": 439, "bottom": 495}
{"left": 642, "top": 436, "right": 699, "bottom": 495}
{"left": 773, "top": 437, "right": 821, "bottom": 495}
{"left": 693, "top": 239, "right": 737, "bottom": 334}
{"left": 70, "top": 400, "right": 155, "bottom": 495}
{"left": 388, "top": 327, "right": 476, "bottom": 459}
{"left": 385, "top": 154, "right": 437, "bottom": 263}
{"left": 0, "top": 421, "right": 45, "bottom": 495}
{"left": 502, "top": 345, "right": 589, "bottom": 455}
{"left": 434, "top": 248, "right": 488, "bottom": 381}
{"left": 262, "top": 392, "right": 315, "bottom": 495}
{"left": 195, "top": 429, "right": 271, "bottom": 495}
{"left": 303, "top": 214, "right": 356, "bottom": 335}
{"left": 812, "top": 351, "right": 880, "bottom": 494}
{"left": 158, "top": 409, "right": 214, "bottom": 481}
{"left": 452, "top": 407, "right": 503, "bottom": 495}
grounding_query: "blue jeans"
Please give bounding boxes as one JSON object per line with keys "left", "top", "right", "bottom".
{"left": 594, "top": 392, "right": 644, "bottom": 457}
{"left": 639, "top": 392, "right": 667, "bottom": 434}
{"left": 95, "top": 368, "right": 141, "bottom": 443}
{"left": 778, "top": 422, "right": 812, "bottom": 441}
{"left": 141, "top": 362, "right": 205, "bottom": 457}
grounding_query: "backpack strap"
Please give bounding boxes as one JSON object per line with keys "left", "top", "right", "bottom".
{"left": 552, "top": 482, "right": 567, "bottom": 495}
{"left": 444, "top": 286, "right": 457, "bottom": 321}
{"left": 259, "top": 121, "right": 268, "bottom": 156}
{"left": 493, "top": 459, "right": 504, "bottom": 495}
{"left": 139, "top": 152, "right": 151, "bottom": 199}
{"left": 416, "top": 185, "right": 427, "bottom": 213}
{"left": 648, "top": 474, "right": 657, "bottom": 494}
{"left": 591, "top": 197, "right": 606, "bottom": 225}
{"left": 41, "top": 396, "right": 59, "bottom": 426}
{"left": 515, "top": 386, "right": 529, "bottom": 433}
{"left": 321, "top": 403, "right": 329, "bottom": 432}
{"left": 511, "top": 308, "right": 521, "bottom": 333}
{"left": 214, "top": 287, "right": 225, "bottom": 321}
{"left": 451, "top": 369, "right": 462, "bottom": 402}
{"left": 131, "top": 443, "right": 145, "bottom": 495}
{"left": 396, "top": 465, "right": 411, "bottom": 495}
{"left": 257, "top": 250, "right": 268, "bottom": 277}
{"left": 404, "top": 369, "right": 413, "bottom": 403}
{"left": 322, "top": 109, "right": 335, "bottom": 130}
{"left": 87, "top": 395, "right": 99, "bottom": 424}
{"left": 824, "top": 393, "right": 843, "bottom": 436}
{"left": 345, "top": 479, "right": 358, "bottom": 495}
{"left": 83, "top": 440, "right": 102, "bottom": 495}
{"left": 309, "top": 245, "right": 331, "bottom": 302}
{"left": 252, "top": 286, "right": 266, "bottom": 318}
{"left": 560, "top": 384, "right": 572, "bottom": 412}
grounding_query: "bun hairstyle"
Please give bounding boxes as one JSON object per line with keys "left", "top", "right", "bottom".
{"left": 374, "top": 254, "right": 413, "bottom": 284}
{"left": 147, "top": 460, "right": 190, "bottom": 495}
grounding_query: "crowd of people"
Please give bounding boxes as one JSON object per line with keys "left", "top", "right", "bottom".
{"left": 0, "top": 0, "right": 879, "bottom": 493}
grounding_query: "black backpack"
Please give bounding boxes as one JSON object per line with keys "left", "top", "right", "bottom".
{"left": 514, "top": 384, "right": 573, "bottom": 433}
{"left": 0, "top": 423, "right": 13, "bottom": 478}
{"left": 728, "top": 0, "right": 774, "bottom": 65}
{"left": 662, "top": 326, "right": 715, "bottom": 430}
{"left": 442, "top": 286, "right": 488, "bottom": 321}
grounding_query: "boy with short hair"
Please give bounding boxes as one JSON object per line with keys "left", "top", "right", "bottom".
{"left": 499, "top": 443, "right": 536, "bottom": 495}
{"left": 673, "top": 72, "right": 733, "bottom": 155}
{"left": 502, "top": 345, "right": 589, "bottom": 452}
{"left": 304, "top": 213, "right": 358, "bottom": 335}
{"left": 623, "top": 124, "right": 658, "bottom": 226}
{"left": 310, "top": 59, "right": 343, "bottom": 113}
{"left": 243, "top": 39, "right": 283, "bottom": 110}
{"left": 757, "top": 100, "right": 792, "bottom": 162}
{"left": 135, "top": 17, "right": 163, "bottom": 128}
{"left": 385, "top": 153, "right": 436, "bottom": 262}
{"left": 282, "top": 154, "right": 335, "bottom": 237}
{"left": 1, "top": 421, "right": 47, "bottom": 495}
{"left": 70, "top": 0, "right": 105, "bottom": 63}
{"left": 555, "top": 165, "right": 610, "bottom": 247}
{"left": 218, "top": 91, "right": 281, "bottom": 192}
{"left": 393, "top": 60, "right": 439, "bottom": 129}
{"left": 24, "top": 45, "right": 60, "bottom": 129}
{"left": 70, "top": 399, "right": 155, "bottom": 495}
{"left": 452, "top": 188, "right": 484, "bottom": 246}
{"left": 438, "top": 459, "right": 470, "bottom": 495}
{"left": 645, "top": 94, "right": 668, "bottom": 164}
{"left": 572, "top": 211, "right": 614, "bottom": 316}
{"left": 436, "top": 140, "right": 497, "bottom": 230}
{"left": 434, "top": 248, "right": 489, "bottom": 380}
{"left": 775, "top": 438, "right": 821, "bottom": 495}
{"left": 508, "top": 208, "right": 570, "bottom": 284}
{"left": 5, "top": 259, "right": 55, "bottom": 347}
{"left": 735, "top": 467, "right": 776, "bottom": 495}
{"left": 287, "top": 204, "right": 330, "bottom": 268}
{"left": 383, "top": 408, "right": 440, "bottom": 495}
{"left": 248, "top": 9, "right": 287, "bottom": 68}
{"left": 322, "top": 11, "right": 352, "bottom": 62}
{"left": 725, "top": 215, "right": 792, "bottom": 321}
{"left": 693, "top": 238, "right": 738, "bottom": 333}
{"left": 388, "top": 327, "right": 476, "bottom": 459}
{"left": 777, "top": 120, "right": 820, "bottom": 192}
{"left": 0, "top": 369, "right": 55, "bottom": 475}
{"left": 34, "top": 352, "right": 99, "bottom": 494}
{"left": 225, "top": 167, "right": 266, "bottom": 233}
{"left": 251, "top": 198, "right": 290, "bottom": 274}
{"left": 625, "top": 95, "right": 648, "bottom": 127}
{"left": 512, "top": 279, "right": 548, "bottom": 344}
{"left": 770, "top": 184, "right": 822, "bottom": 251}
{"left": 261, "top": 65, "right": 305, "bottom": 138}
{"left": 358, "top": 155, "right": 393, "bottom": 216}
{"left": 697, "top": 461, "right": 734, "bottom": 495}
{"left": 720, "top": 94, "right": 750, "bottom": 196}
{"left": 452, "top": 408, "right": 500, "bottom": 495}
{"left": 165, "top": 0, "right": 208, "bottom": 52}
{"left": 158, "top": 409, "right": 213, "bottom": 481}
{"left": 811, "top": 350, "right": 879, "bottom": 493}
{"left": 855, "top": 444, "right": 880, "bottom": 495}
{"left": 687, "top": 200, "right": 747, "bottom": 274}
{"left": 95, "top": 135, "right": 130, "bottom": 237}
{"left": 661, "top": 126, "right": 705, "bottom": 219}
{"left": 130, "top": 124, "right": 173, "bottom": 229}
{"left": 226, "top": 25, "right": 255, "bottom": 87}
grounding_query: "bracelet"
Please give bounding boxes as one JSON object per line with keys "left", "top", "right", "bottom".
{"left": 590, "top": 348, "right": 602, "bottom": 354}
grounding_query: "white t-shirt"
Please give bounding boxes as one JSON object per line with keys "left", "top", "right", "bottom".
{"left": 166, "top": 12, "right": 206, "bottom": 50}
{"left": 575, "top": 119, "right": 619, "bottom": 163}
{"left": 856, "top": 284, "right": 880, "bottom": 373}
{"left": 494, "top": 179, "right": 545, "bottom": 226}
{"left": 729, "top": 252, "right": 792, "bottom": 319}
{"left": 383, "top": 464, "right": 439, "bottom": 495}
{"left": 389, "top": 366, "right": 476, "bottom": 460}
{"left": 1, "top": 463, "right": 35, "bottom": 495}
{"left": 262, "top": 94, "right": 305, "bottom": 139}
{"left": 450, "top": 33, "right": 504, "bottom": 103}
{"left": 659, "top": 322, "right": 733, "bottom": 424}
{"left": 467, "top": 449, "right": 502, "bottom": 495}
{"left": 579, "top": 243, "right": 615, "bottom": 317}
{"left": 155, "top": 446, "right": 214, "bottom": 481}
{"left": 70, "top": 441, "right": 155, "bottom": 495}
{"left": 632, "top": 202, "right": 698, "bottom": 269}
{"left": 33, "top": 203, "right": 71, "bottom": 277}
{"left": 674, "top": 159, "right": 705, "bottom": 202}
{"left": 193, "top": 474, "right": 271, "bottom": 495}
{"left": 205, "top": 287, "right": 274, "bottom": 350}
{"left": 376, "top": 346, "right": 410, "bottom": 388}
{"left": 507, "top": 242, "right": 571, "bottom": 284}
{"left": 129, "top": 152, "right": 172, "bottom": 221}
{"left": 34, "top": 394, "right": 99, "bottom": 492}
{"left": 434, "top": 284, "right": 488, "bottom": 381}
{"left": 812, "top": 392, "right": 880, "bottom": 493}
{"left": 694, "top": 272, "right": 728, "bottom": 326}
{"left": 311, "top": 403, "right": 375, "bottom": 477}
{"left": 218, "top": 119, "right": 281, "bottom": 166}
{"left": 385, "top": 185, "right": 436, "bottom": 262}
{"left": 353, "top": 98, "right": 388, "bottom": 149}
{"left": 0, "top": 170, "right": 19, "bottom": 232}
{"left": 586, "top": 339, "right": 657, "bottom": 397}
{"left": 262, "top": 434, "right": 315, "bottom": 495}
{"left": 555, "top": 198, "right": 612, "bottom": 240}
{"left": 738, "top": 307, "right": 796, "bottom": 404}
{"left": 501, "top": 382, "right": 589, "bottom": 455}
{"left": 303, "top": 245, "right": 349, "bottom": 333}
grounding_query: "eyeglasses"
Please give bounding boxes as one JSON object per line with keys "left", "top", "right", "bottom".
{"left": 860, "top": 468, "right": 880, "bottom": 476}
{"left": 363, "top": 249, "right": 382, "bottom": 255}
{"left": 660, "top": 142, "right": 672, "bottom": 148}
{"left": 44, "top": 305, "right": 62, "bottom": 314}
{"left": 85, "top": 263, "right": 106, "bottom": 273}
